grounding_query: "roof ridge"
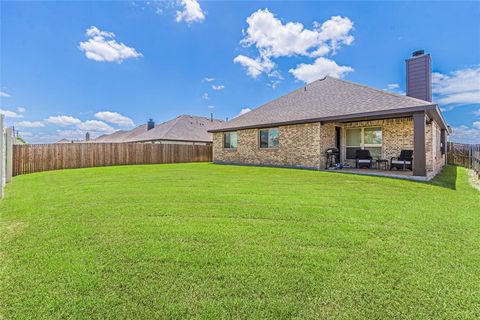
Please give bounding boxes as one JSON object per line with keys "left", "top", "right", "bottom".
{"left": 229, "top": 77, "right": 329, "bottom": 122}
{"left": 162, "top": 115, "right": 184, "bottom": 139}
{"left": 177, "top": 114, "right": 224, "bottom": 122}
{"left": 325, "top": 76, "right": 434, "bottom": 105}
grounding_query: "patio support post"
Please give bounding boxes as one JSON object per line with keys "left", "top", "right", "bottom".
{"left": 413, "top": 112, "right": 427, "bottom": 176}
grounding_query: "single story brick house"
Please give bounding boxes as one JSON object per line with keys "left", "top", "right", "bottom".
{"left": 209, "top": 51, "right": 450, "bottom": 179}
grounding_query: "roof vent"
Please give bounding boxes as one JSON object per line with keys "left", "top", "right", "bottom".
{"left": 147, "top": 119, "right": 155, "bottom": 131}
{"left": 412, "top": 50, "right": 424, "bottom": 57}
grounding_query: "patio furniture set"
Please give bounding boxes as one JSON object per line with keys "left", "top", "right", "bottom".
{"left": 355, "top": 149, "right": 414, "bottom": 171}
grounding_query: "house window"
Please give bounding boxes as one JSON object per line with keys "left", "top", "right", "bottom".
{"left": 223, "top": 131, "right": 237, "bottom": 149}
{"left": 259, "top": 128, "right": 279, "bottom": 148}
{"left": 346, "top": 127, "right": 382, "bottom": 159}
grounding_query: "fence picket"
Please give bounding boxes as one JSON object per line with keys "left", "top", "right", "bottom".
{"left": 12, "top": 143, "right": 212, "bottom": 176}
{"left": 447, "top": 142, "right": 480, "bottom": 176}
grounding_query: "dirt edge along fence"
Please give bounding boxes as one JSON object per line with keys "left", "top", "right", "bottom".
{"left": 447, "top": 142, "right": 480, "bottom": 176}
{"left": 13, "top": 143, "right": 212, "bottom": 176}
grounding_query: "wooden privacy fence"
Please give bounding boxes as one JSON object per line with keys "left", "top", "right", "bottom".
{"left": 13, "top": 143, "right": 212, "bottom": 176}
{"left": 447, "top": 142, "right": 480, "bottom": 176}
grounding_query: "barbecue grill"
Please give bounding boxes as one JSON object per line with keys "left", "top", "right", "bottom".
{"left": 325, "top": 148, "right": 340, "bottom": 169}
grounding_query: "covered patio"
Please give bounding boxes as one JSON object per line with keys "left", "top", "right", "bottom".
{"left": 323, "top": 167, "right": 426, "bottom": 181}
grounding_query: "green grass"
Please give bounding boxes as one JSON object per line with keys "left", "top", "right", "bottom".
{"left": 1, "top": 163, "right": 479, "bottom": 319}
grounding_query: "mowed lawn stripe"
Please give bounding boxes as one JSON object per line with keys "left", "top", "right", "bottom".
{"left": 1, "top": 163, "right": 479, "bottom": 319}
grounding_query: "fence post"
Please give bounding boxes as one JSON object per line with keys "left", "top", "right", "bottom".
{"left": 6, "top": 127, "right": 13, "bottom": 183}
{"left": 0, "top": 114, "right": 4, "bottom": 198}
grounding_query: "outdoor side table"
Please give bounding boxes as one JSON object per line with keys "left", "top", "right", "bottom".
{"left": 376, "top": 159, "right": 389, "bottom": 170}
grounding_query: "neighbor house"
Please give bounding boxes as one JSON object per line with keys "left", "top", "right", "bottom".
{"left": 94, "top": 115, "right": 223, "bottom": 145}
{"left": 56, "top": 138, "right": 71, "bottom": 144}
{"left": 209, "top": 51, "right": 450, "bottom": 179}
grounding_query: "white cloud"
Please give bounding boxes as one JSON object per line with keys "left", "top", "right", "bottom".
{"left": 233, "top": 55, "right": 274, "bottom": 78}
{"left": 267, "top": 79, "right": 281, "bottom": 89}
{"left": 240, "top": 10, "right": 353, "bottom": 58}
{"left": 0, "top": 109, "right": 23, "bottom": 118}
{"left": 212, "top": 85, "right": 225, "bottom": 91}
{"left": 0, "top": 91, "right": 10, "bottom": 97}
{"left": 208, "top": 105, "right": 215, "bottom": 109}
{"left": 433, "top": 66, "right": 480, "bottom": 107}
{"left": 315, "top": 16, "right": 354, "bottom": 54}
{"left": 15, "top": 121, "right": 45, "bottom": 128}
{"left": 236, "top": 108, "right": 252, "bottom": 118}
{"left": 289, "top": 57, "right": 353, "bottom": 83}
{"left": 449, "top": 124, "right": 480, "bottom": 144}
{"left": 94, "top": 111, "right": 134, "bottom": 127}
{"left": 474, "top": 109, "right": 480, "bottom": 117}
{"left": 176, "top": 0, "right": 205, "bottom": 23}
{"left": 383, "top": 83, "right": 405, "bottom": 95}
{"left": 17, "top": 106, "right": 26, "bottom": 113}
{"left": 235, "top": 9, "right": 354, "bottom": 80}
{"left": 202, "top": 92, "right": 209, "bottom": 100}
{"left": 45, "top": 115, "right": 82, "bottom": 126}
{"left": 76, "top": 120, "right": 115, "bottom": 133}
{"left": 79, "top": 26, "right": 143, "bottom": 63}
{"left": 204, "top": 77, "right": 215, "bottom": 82}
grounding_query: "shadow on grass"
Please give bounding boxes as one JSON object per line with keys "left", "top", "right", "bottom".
{"left": 429, "top": 165, "right": 457, "bottom": 190}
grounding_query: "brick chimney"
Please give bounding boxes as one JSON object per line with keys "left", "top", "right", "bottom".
{"left": 406, "top": 50, "right": 432, "bottom": 102}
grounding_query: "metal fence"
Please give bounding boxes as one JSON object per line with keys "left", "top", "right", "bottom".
{"left": 12, "top": 142, "right": 213, "bottom": 176}
{"left": 447, "top": 142, "right": 480, "bottom": 176}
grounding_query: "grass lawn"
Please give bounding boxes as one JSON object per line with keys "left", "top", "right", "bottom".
{"left": 1, "top": 163, "right": 479, "bottom": 319}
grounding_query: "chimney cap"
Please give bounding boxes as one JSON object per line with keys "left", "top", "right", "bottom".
{"left": 412, "top": 50, "right": 425, "bottom": 57}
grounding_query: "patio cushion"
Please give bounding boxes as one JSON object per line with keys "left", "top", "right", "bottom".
{"left": 357, "top": 159, "right": 372, "bottom": 163}
{"left": 391, "top": 160, "right": 411, "bottom": 164}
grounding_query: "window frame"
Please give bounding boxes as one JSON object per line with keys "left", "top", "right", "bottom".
{"left": 258, "top": 127, "right": 280, "bottom": 149}
{"left": 346, "top": 126, "right": 383, "bottom": 160}
{"left": 223, "top": 131, "right": 238, "bottom": 150}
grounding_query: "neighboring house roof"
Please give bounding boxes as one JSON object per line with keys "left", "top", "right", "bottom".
{"left": 210, "top": 76, "right": 448, "bottom": 132}
{"left": 93, "top": 130, "right": 131, "bottom": 143}
{"left": 93, "top": 115, "right": 223, "bottom": 143}
{"left": 56, "top": 138, "right": 71, "bottom": 143}
{"left": 124, "top": 115, "right": 223, "bottom": 143}
{"left": 92, "top": 125, "right": 147, "bottom": 143}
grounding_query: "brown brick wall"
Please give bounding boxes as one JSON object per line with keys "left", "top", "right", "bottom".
{"left": 213, "top": 123, "right": 322, "bottom": 169}
{"left": 212, "top": 116, "right": 445, "bottom": 176}
{"left": 426, "top": 119, "right": 445, "bottom": 176}
{"left": 340, "top": 118, "right": 414, "bottom": 165}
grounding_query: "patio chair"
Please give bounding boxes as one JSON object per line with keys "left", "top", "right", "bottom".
{"left": 390, "top": 150, "right": 413, "bottom": 171}
{"left": 355, "top": 149, "right": 374, "bottom": 169}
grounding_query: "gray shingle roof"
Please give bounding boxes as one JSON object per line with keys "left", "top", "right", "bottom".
{"left": 93, "top": 115, "right": 223, "bottom": 143}
{"left": 124, "top": 115, "right": 223, "bottom": 143}
{"left": 210, "top": 76, "right": 434, "bottom": 132}
{"left": 56, "top": 138, "right": 71, "bottom": 143}
{"left": 93, "top": 130, "right": 131, "bottom": 143}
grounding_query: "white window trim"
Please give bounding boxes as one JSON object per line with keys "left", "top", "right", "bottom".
{"left": 259, "top": 128, "right": 280, "bottom": 149}
{"left": 223, "top": 131, "right": 238, "bottom": 149}
{"left": 346, "top": 126, "right": 383, "bottom": 159}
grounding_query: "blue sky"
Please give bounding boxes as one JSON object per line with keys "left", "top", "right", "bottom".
{"left": 1, "top": 0, "right": 479, "bottom": 143}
